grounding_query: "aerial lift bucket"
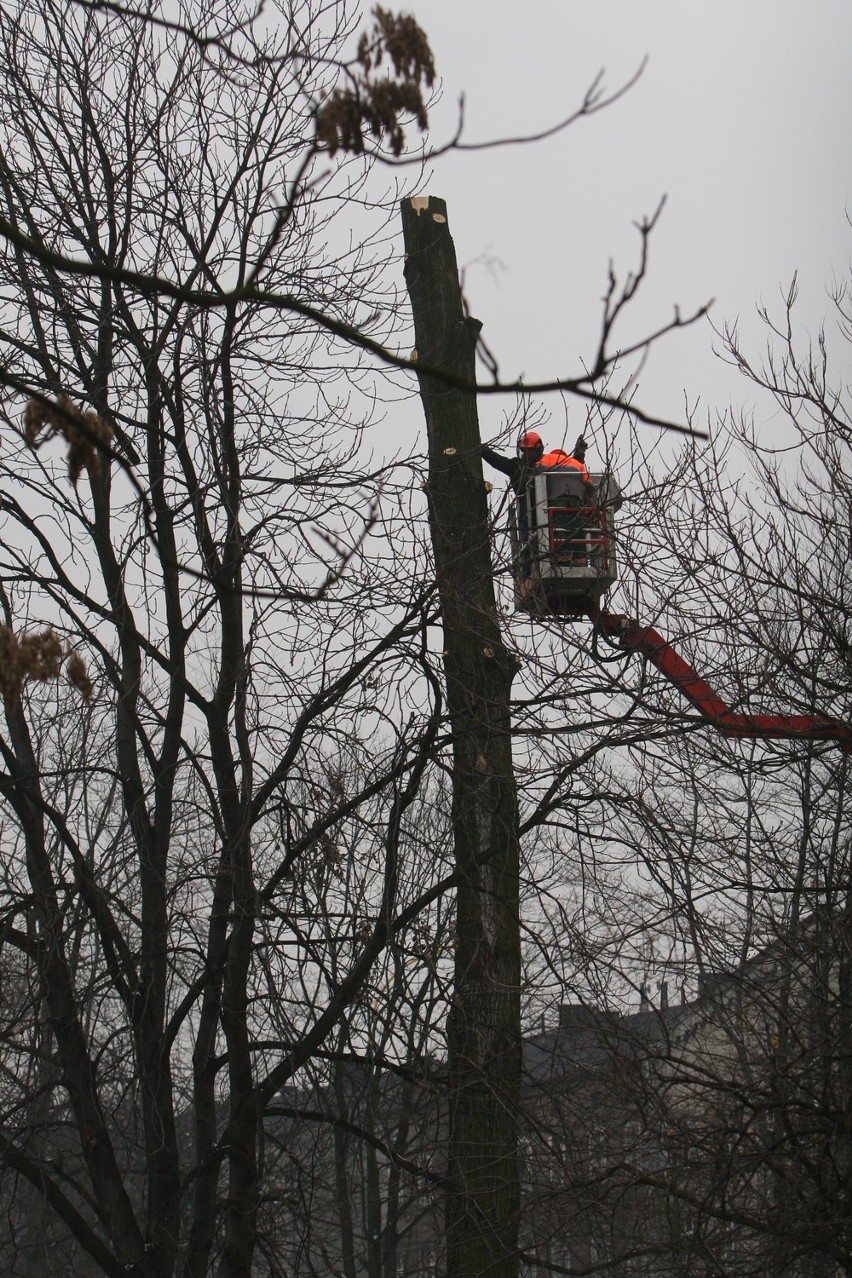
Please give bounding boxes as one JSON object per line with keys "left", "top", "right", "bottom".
{"left": 507, "top": 470, "right": 852, "bottom": 752}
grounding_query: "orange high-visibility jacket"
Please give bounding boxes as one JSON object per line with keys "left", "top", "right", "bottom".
{"left": 538, "top": 449, "right": 590, "bottom": 482}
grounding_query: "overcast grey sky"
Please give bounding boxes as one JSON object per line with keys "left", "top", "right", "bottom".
{"left": 402, "top": 1, "right": 852, "bottom": 449}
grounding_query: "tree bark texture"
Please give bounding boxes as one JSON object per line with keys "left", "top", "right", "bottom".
{"left": 401, "top": 195, "right": 522, "bottom": 1278}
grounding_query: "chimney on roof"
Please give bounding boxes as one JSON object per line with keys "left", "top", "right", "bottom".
{"left": 659, "top": 981, "right": 669, "bottom": 1009}
{"left": 639, "top": 983, "right": 650, "bottom": 1012}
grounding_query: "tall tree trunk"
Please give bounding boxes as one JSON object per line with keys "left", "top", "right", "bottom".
{"left": 401, "top": 195, "right": 522, "bottom": 1278}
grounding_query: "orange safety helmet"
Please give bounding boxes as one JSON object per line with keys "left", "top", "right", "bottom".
{"left": 517, "top": 431, "right": 544, "bottom": 459}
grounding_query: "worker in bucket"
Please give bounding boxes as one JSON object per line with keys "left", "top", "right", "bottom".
{"left": 481, "top": 431, "right": 545, "bottom": 581}
{"left": 481, "top": 431, "right": 591, "bottom": 485}
{"left": 543, "top": 438, "right": 595, "bottom": 565}
{"left": 482, "top": 431, "right": 595, "bottom": 572}
{"left": 480, "top": 429, "right": 545, "bottom": 492}
{"left": 539, "top": 435, "right": 592, "bottom": 484}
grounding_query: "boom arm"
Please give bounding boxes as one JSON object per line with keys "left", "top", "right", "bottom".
{"left": 588, "top": 608, "right": 852, "bottom": 754}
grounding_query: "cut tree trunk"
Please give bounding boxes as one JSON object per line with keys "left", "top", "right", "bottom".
{"left": 401, "top": 194, "right": 522, "bottom": 1278}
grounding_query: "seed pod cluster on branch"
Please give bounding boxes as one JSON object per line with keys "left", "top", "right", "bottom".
{"left": 23, "top": 394, "right": 112, "bottom": 486}
{"left": 317, "top": 7, "right": 434, "bottom": 156}
{"left": 0, "top": 624, "right": 93, "bottom": 710}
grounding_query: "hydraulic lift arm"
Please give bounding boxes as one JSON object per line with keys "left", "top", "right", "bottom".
{"left": 587, "top": 608, "right": 852, "bottom": 754}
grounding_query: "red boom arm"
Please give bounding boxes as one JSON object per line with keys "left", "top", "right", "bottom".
{"left": 588, "top": 608, "right": 852, "bottom": 754}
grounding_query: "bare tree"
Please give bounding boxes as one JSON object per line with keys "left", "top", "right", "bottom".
{"left": 503, "top": 264, "right": 852, "bottom": 1277}
{"left": 0, "top": 1, "right": 451, "bottom": 1274}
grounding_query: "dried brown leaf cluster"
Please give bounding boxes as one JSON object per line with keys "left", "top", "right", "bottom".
{"left": 66, "top": 651, "right": 94, "bottom": 702}
{"left": 0, "top": 625, "right": 93, "bottom": 711}
{"left": 317, "top": 7, "right": 434, "bottom": 157}
{"left": 23, "top": 394, "right": 112, "bottom": 486}
{"left": 357, "top": 7, "right": 435, "bottom": 85}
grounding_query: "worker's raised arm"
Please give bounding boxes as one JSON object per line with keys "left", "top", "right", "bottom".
{"left": 481, "top": 444, "right": 518, "bottom": 479}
